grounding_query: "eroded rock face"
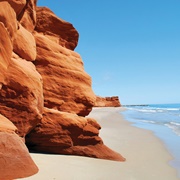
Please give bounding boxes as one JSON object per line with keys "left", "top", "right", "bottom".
{"left": 0, "top": 2, "right": 125, "bottom": 176}
{"left": 0, "top": 57, "right": 43, "bottom": 137}
{"left": 0, "top": 22, "right": 12, "bottom": 83}
{"left": 18, "top": 0, "right": 37, "bottom": 32}
{"left": 4, "top": 0, "right": 26, "bottom": 16}
{"left": 0, "top": 114, "right": 38, "bottom": 180}
{"left": 0, "top": 113, "right": 17, "bottom": 132}
{"left": 0, "top": 1, "right": 17, "bottom": 40}
{"left": 13, "top": 24, "right": 36, "bottom": 61}
{"left": 95, "top": 96, "right": 121, "bottom": 107}
{"left": 35, "top": 7, "right": 79, "bottom": 50}
{"left": 26, "top": 108, "right": 125, "bottom": 161}
{"left": 26, "top": 108, "right": 101, "bottom": 150}
{"left": 34, "top": 33, "right": 96, "bottom": 116}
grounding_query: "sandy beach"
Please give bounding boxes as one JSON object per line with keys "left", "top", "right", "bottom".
{"left": 20, "top": 107, "right": 179, "bottom": 180}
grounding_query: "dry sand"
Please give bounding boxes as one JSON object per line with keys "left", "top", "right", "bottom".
{"left": 19, "top": 107, "right": 179, "bottom": 180}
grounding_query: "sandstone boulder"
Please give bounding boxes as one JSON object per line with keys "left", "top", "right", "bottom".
{"left": 0, "top": 113, "right": 17, "bottom": 132}
{"left": 26, "top": 108, "right": 125, "bottom": 161}
{"left": 0, "top": 1, "right": 17, "bottom": 40}
{"left": 95, "top": 96, "right": 121, "bottom": 107}
{"left": 18, "top": 0, "right": 37, "bottom": 32}
{"left": 0, "top": 57, "right": 43, "bottom": 137}
{"left": 0, "top": 22, "right": 12, "bottom": 84}
{"left": 35, "top": 7, "right": 79, "bottom": 50}
{"left": 13, "top": 23, "right": 36, "bottom": 61}
{"left": 34, "top": 33, "right": 96, "bottom": 116}
{"left": 0, "top": 114, "right": 38, "bottom": 180}
{"left": 3, "top": 0, "right": 26, "bottom": 16}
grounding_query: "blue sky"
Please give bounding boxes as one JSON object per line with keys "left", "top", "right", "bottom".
{"left": 37, "top": 1, "right": 180, "bottom": 105}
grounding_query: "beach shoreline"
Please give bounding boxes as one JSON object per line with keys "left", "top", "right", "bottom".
{"left": 19, "top": 107, "right": 179, "bottom": 180}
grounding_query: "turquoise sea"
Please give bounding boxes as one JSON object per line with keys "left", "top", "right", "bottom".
{"left": 122, "top": 103, "right": 180, "bottom": 177}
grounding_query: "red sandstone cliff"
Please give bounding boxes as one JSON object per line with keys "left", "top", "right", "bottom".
{"left": 0, "top": 1, "right": 125, "bottom": 179}
{"left": 95, "top": 96, "right": 121, "bottom": 107}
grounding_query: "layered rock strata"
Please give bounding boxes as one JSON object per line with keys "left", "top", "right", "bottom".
{"left": 0, "top": 1, "right": 125, "bottom": 179}
{"left": 26, "top": 108, "right": 124, "bottom": 161}
{"left": 35, "top": 7, "right": 78, "bottom": 50}
{"left": 95, "top": 96, "right": 121, "bottom": 107}
{"left": 34, "top": 32, "right": 95, "bottom": 116}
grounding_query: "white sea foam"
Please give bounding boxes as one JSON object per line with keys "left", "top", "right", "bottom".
{"left": 125, "top": 104, "right": 180, "bottom": 136}
{"left": 156, "top": 107, "right": 176, "bottom": 110}
{"left": 170, "top": 122, "right": 180, "bottom": 126}
{"left": 137, "top": 109, "right": 167, "bottom": 113}
{"left": 166, "top": 108, "right": 180, "bottom": 111}
{"left": 165, "top": 123, "right": 180, "bottom": 136}
{"left": 138, "top": 109, "right": 157, "bottom": 113}
{"left": 139, "top": 120, "right": 156, "bottom": 124}
{"left": 129, "top": 108, "right": 157, "bottom": 113}
{"left": 128, "top": 107, "right": 180, "bottom": 114}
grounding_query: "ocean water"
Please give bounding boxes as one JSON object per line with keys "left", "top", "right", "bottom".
{"left": 121, "top": 103, "right": 180, "bottom": 177}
